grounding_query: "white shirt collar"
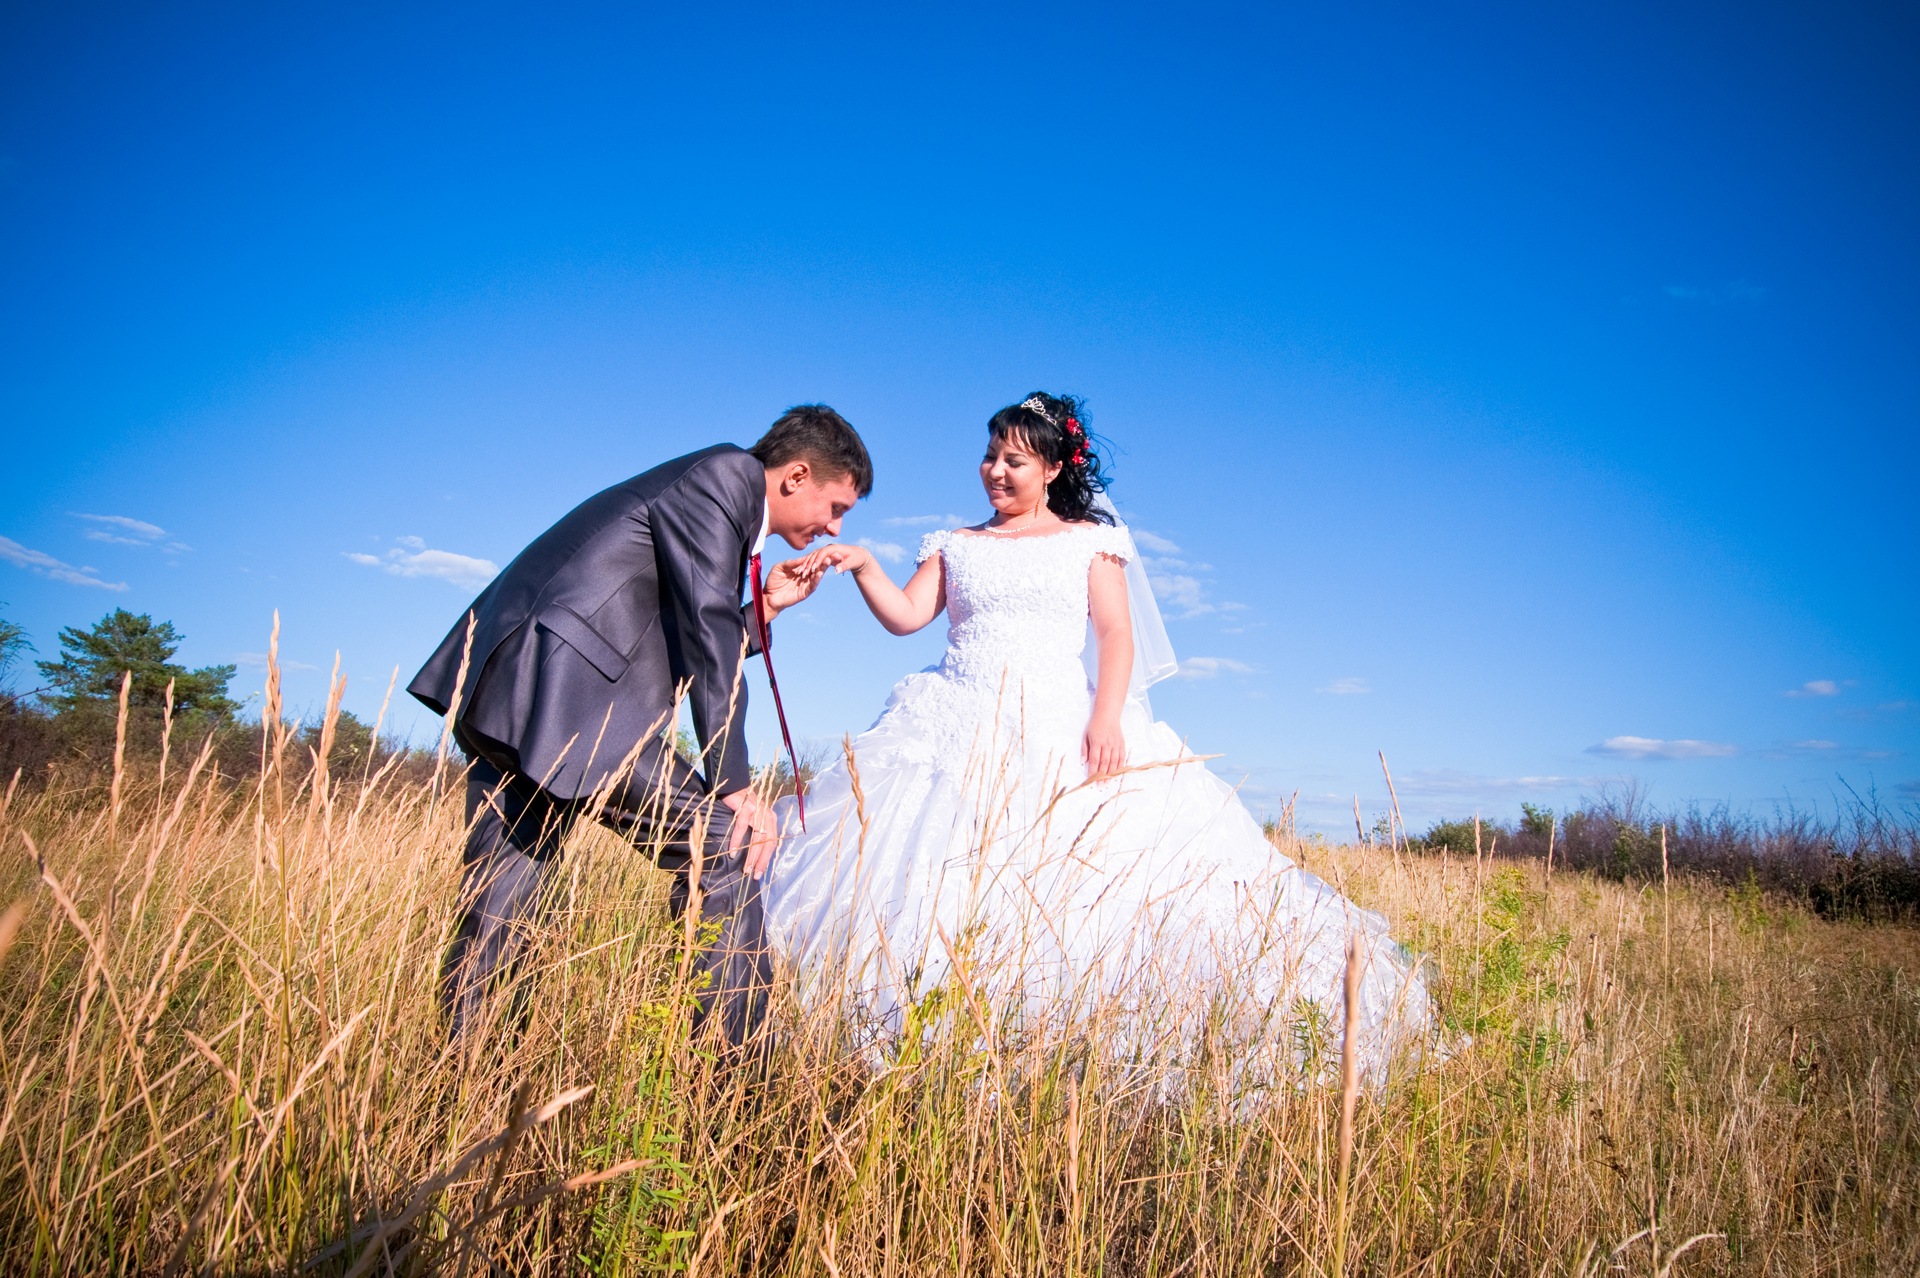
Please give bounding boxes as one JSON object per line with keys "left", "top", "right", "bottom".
{"left": 752, "top": 501, "right": 771, "bottom": 560}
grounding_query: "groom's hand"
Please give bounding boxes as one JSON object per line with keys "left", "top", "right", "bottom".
{"left": 761, "top": 555, "right": 831, "bottom": 616}
{"left": 721, "top": 787, "right": 781, "bottom": 879}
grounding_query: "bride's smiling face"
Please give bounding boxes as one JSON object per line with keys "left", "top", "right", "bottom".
{"left": 980, "top": 432, "right": 1061, "bottom": 517}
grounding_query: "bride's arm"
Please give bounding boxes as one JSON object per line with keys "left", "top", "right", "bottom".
{"left": 806, "top": 544, "right": 946, "bottom": 635}
{"left": 1085, "top": 554, "right": 1135, "bottom": 778}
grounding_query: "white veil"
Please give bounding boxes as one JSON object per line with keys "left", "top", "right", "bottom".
{"left": 1091, "top": 490, "right": 1179, "bottom": 714}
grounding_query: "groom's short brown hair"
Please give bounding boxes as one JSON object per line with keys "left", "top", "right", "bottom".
{"left": 751, "top": 404, "right": 873, "bottom": 497}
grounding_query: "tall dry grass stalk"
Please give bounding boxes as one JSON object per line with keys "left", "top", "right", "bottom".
{"left": 0, "top": 653, "right": 1916, "bottom": 1274}
{"left": 1376, "top": 752, "right": 1405, "bottom": 870}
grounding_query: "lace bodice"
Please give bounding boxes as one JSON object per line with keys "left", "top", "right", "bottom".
{"left": 917, "top": 522, "right": 1136, "bottom": 690}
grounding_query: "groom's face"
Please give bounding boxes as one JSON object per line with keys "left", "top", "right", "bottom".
{"left": 767, "top": 461, "right": 861, "bottom": 549}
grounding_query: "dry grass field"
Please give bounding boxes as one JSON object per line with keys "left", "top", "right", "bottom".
{"left": 0, "top": 684, "right": 1915, "bottom": 1276}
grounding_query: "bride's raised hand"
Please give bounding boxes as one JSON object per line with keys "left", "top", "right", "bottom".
{"left": 814, "top": 543, "right": 875, "bottom": 576}
{"left": 1083, "top": 713, "right": 1126, "bottom": 781}
{"left": 823, "top": 541, "right": 942, "bottom": 635}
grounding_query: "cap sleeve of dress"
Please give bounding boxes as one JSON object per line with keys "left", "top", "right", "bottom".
{"left": 1086, "top": 523, "right": 1137, "bottom": 564}
{"left": 916, "top": 529, "right": 953, "bottom": 564}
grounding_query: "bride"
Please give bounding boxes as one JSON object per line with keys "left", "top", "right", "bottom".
{"left": 764, "top": 393, "right": 1430, "bottom": 1079}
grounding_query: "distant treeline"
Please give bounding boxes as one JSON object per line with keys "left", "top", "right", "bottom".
{"left": 1414, "top": 795, "right": 1920, "bottom": 922}
{"left": 0, "top": 606, "right": 437, "bottom": 793}
{"left": 8, "top": 608, "right": 1916, "bottom": 920}
{"left": 0, "top": 605, "right": 776, "bottom": 799}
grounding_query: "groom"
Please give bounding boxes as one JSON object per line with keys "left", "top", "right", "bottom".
{"left": 408, "top": 405, "right": 872, "bottom": 1046}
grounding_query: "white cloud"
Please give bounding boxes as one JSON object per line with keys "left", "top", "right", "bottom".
{"left": 1794, "top": 739, "right": 1839, "bottom": 751}
{"left": 0, "top": 535, "right": 128, "bottom": 590}
{"left": 1173, "top": 656, "right": 1253, "bottom": 680}
{"left": 1144, "top": 568, "right": 1214, "bottom": 617}
{"left": 346, "top": 536, "right": 498, "bottom": 589}
{"left": 1130, "top": 525, "right": 1237, "bottom": 619}
{"left": 1393, "top": 769, "right": 1595, "bottom": 797}
{"left": 1588, "top": 736, "right": 1739, "bottom": 760}
{"left": 882, "top": 514, "right": 968, "bottom": 529}
{"left": 73, "top": 513, "right": 165, "bottom": 540}
{"left": 1786, "top": 679, "right": 1840, "bottom": 698}
{"left": 69, "top": 514, "right": 191, "bottom": 554}
{"left": 1320, "top": 677, "right": 1370, "bottom": 695}
{"left": 858, "top": 538, "right": 906, "bottom": 564}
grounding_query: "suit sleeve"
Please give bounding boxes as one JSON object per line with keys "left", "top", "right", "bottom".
{"left": 651, "top": 458, "right": 758, "bottom": 795}
{"left": 742, "top": 603, "right": 763, "bottom": 657}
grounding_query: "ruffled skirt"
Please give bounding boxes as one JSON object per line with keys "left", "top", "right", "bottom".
{"left": 764, "top": 664, "right": 1432, "bottom": 1082}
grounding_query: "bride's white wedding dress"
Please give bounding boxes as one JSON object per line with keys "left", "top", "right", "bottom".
{"left": 765, "top": 522, "right": 1431, "bottom": 1079}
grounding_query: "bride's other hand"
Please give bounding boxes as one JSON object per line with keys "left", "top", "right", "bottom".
{"left": 1084, "top": 552, "right": 1134, "bottom": 780}
{"left": 1083, "top": 713, "right": 1126, "bottom": 779}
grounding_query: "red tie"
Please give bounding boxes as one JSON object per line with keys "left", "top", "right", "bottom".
{"left": 748, "top": 553, "right": 805, "bottom": 831}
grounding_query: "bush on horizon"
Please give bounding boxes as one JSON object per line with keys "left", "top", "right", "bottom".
{"left": 1416, "top": 787, "right": 1920, "bottom": 921}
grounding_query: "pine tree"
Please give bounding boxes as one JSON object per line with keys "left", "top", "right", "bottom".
{"left": 0, "top": 603, "right": 29, "bottom": 690}
{"left": 36, "top": 609, "right": 238, "bottom": 719}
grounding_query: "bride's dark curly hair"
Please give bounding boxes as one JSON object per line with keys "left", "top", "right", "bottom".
{"left": 986, "top": 391, "right": 1114, "bottom": 525}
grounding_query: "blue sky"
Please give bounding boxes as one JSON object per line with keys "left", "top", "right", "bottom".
{"left": 2, "top": 1, "right": 1914, "bottom": 834}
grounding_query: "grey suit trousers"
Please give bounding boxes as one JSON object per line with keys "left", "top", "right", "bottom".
{"left": 442, "top": 755, "right": 771, "bottom": 1047}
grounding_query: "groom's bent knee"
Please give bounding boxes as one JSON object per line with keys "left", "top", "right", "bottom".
{"left": 465, "top": 756, "right": 576, "bottom": 864}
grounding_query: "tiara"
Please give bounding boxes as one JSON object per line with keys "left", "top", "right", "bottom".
{"left": 1019, "top": 396, "right": 1057, "bottom": 425}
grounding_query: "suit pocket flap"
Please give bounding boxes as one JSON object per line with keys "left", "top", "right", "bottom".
{"left": 536, "top": 606, "right": 630, "bottom": 681}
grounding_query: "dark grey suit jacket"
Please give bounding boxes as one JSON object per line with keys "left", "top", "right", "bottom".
{"left": 408, "top": 444, "right": 766, "bottom": 802}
